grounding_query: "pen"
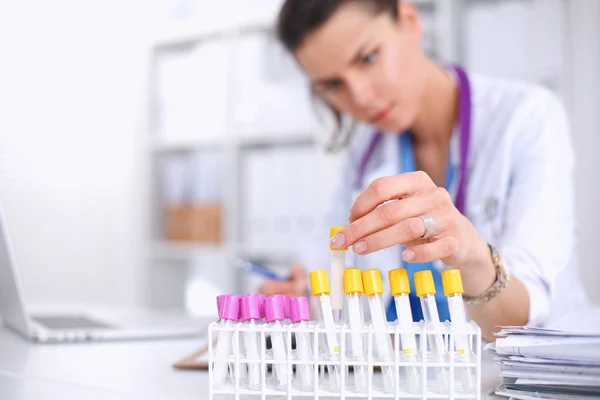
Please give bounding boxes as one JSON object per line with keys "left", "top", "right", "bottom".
{"left": 235, "top": 259, "right": 287, "bottom": 281}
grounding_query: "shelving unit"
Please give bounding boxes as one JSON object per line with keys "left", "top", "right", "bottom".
{"left": 143, "top": 0, "right": 465, "bottom": 309}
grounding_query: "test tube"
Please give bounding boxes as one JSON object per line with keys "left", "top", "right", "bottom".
{"left": 344, "top": 268, "right": 368, "bottom": 393}
{"left": 213, "top": 294, "right": 239, "bottom": 389}
{"left": 389, "top": 268, "right": 420, "bottom": 394}
{"left": 362, "top": 269, "right": 395, "bottom": 394}
{"left": 240, "top": 295, "right": 262, "bottom": 390}
{"left": 256, "top": 294, "right": 266, "bottom": 319}
{"left": 414, "top": 270, "right": 449, "bottom": 393}
{"left": 290, "top": 296, "right": 313, "bottom": 391}
{"left": 442, "top": 269, "right": 475, "bottom": 394}
{"left": 309, "top": 270, "right": 341, "bottom": 391}
{"left": 273, "top": 294, "right": 291, "bottom": 324}
{"left": 265, "top": 295, "right": 288, "bottom": 389}
{"left": 330, "top": 226, "right": 347, "bottom": 322}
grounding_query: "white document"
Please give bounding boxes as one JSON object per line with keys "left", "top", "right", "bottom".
{"left": 495, "top": 334, "right": 600, "bottom": 363}
{"left": 499, "top": 360, "right": 600, "bottom": 374}
{"left": 499, "top": 355, "right": 600, "bottom": 367}
{"left": 493, "top": 384, "right": 597, "bottom": 400}
{"left": 515, "top": 378, "right": 600, "bottom": 388}
{"left": 501, "top": 369, "right": 600, "bottom": 385}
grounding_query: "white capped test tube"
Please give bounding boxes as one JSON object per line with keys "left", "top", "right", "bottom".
{"left": 414, "top": 270, "right": 449, "bottom": 393}
{"left": 240, "top": 294, "right": 262, "bottom": 390}
{"left": 362, "top": 269, "right": 395, "bottom": 394}
{"left": 389, "top": 268, "right": 420, "bottom": 394}
{"left": 265, "top": 295, "right": 288, "bottom": 389}
{"left": 289, "top": 296, "right": 313, "bottom": 391}
{"left": 343, "top": 268, "right": 368, "bottom": 393}
{"left": 330, "top": 226, "right": 347, "bottom": 322}
{"left": 442, "top": 269, "right": 475, "bottom": 394}
{"left": 213, "top": 294, "right": 239, "bottom": 389}
{"left": 309, "top": 269, "right": 341, "bottom": 391}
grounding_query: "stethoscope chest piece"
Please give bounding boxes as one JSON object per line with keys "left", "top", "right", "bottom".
{"left": 484, "top": 196, "right": 499, "bottom": 221}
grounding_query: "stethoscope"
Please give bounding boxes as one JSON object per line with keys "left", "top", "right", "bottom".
{"left": 350, "top": 65, "right": 475, "bottom": 321}
{"left": 354, "top": 65, "right": 472, "bottom": 215}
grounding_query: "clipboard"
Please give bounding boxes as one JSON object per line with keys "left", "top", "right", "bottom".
{"left": 173, "top": 333, "right": 296, "bottom": 370}
{"left": 172, "top": 341, "right": 213, "bottom": 370}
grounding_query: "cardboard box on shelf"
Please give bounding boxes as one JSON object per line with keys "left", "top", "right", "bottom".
{"left": 164, "top": 203, "right": 222, "bottom": 243}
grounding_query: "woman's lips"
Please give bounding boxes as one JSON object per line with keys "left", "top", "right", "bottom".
{"left": 371, "top": 103, "right": 395, "bottom": 124}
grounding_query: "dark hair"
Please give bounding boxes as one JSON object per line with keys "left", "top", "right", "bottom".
{"left": 277, "top": 0, "right": 398, "bottom": 53}
{"left": 276, "top": 0, "right": 399, "bottom": 151}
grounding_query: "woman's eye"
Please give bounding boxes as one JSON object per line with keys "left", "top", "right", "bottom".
{"left": 362, "top": 50, "right": 378, "bottom": 65}
{"left": 324, "top": 80, "right": 342, "bottom": 91}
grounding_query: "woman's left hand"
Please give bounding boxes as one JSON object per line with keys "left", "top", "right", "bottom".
{"left": 330, "top": 171, "right": 489, "bottom": 270}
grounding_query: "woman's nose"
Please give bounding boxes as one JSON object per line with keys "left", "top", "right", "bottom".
{"left": 347, "top": 78, "right": 375, "bottom": 110}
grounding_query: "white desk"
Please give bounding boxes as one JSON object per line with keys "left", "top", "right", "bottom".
{"left": 0, "top": 326, "right": 502, "bottom": 399}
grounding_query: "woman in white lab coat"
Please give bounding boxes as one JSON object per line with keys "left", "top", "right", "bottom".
{"left": 259, "top": 0, "right": 587, "bottom": 341}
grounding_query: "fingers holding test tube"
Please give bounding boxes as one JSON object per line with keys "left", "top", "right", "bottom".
{"left": 331, "top": 172, "right": 490, "bottom": 271}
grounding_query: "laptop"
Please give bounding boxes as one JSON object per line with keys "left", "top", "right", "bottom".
{"left": 0, "top": 196, "right": 211, "bottom": 343}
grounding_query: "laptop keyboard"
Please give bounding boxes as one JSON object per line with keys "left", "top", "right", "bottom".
{"left": 32, "top": 316, "right": 115, "bottom": 330}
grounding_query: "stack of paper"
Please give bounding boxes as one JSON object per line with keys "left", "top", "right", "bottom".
{"left": 485, "top": 308, "right": 600, "bottom": 399}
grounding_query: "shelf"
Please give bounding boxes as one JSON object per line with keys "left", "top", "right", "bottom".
{"left": 238, "top": 133, "right": 315, "bottom": 148}
{"left": 236, "top": 244, "right": 296, "bottom": 263}
{"left": 152, "top": 137, "right": 227, "bottom": 152}
{"left": 149, "top": 241, "right": 296, "bottom": 263}
{"left": 149, "top": 241, "right": 230, "bottom": 259}
{"left": 152, "top": 12, "right": 276, "bottom": 49}
{"left": 152, "top": 0, "right": 437, "bottom": 49}
{"left": 151, "top": 133, "right": 315, "bottom": 153}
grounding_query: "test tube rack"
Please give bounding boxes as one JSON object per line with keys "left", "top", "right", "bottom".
{"left": 208, "top": 320, "right": 482, "bottom": 400}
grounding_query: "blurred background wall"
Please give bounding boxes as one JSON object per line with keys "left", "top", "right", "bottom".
{"left": 0, "top": 0, "right": 597, "bottom": 317}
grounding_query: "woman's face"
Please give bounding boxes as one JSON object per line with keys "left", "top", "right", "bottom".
{"left": 295, "top": 2, "right": 427, "bottom": 133}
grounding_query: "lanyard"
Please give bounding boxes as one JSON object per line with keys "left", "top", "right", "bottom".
{"left": 399, "top": 133, "right": 455, "bottom": 189}
{"left": 355, "top": 65, "right": 472, "bottom": 215}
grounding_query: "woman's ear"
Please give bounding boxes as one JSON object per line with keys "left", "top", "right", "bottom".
{"left": 396, "top": 1, "right": 422, "bottom": 40}
{"left": 310, "top": 90, "right": 354, "bottom": 152}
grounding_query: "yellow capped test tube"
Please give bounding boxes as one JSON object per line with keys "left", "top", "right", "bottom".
{"left": 389, "top": 268, "right": 420, "bottom": 394}
{"left": 343, "top": 268, "right": 368, "bottom": 393}
{"left": 362, "top": 269, "right": 394, "bottom": 394}
{"left": 415, "top": 270, "right": 449, "bottom": 393}
{"left": 330, "top": 226, "right": 347, "bottom": 322}
{"left": 442, "top": 269, "right": 475, "bottom": 393}
{"left": 309, "top": 270, "right": 341, "bottom": 391}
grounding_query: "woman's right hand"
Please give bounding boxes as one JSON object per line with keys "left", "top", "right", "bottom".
{"left": 258, "top": 264, "right": 308, "bottom": 297}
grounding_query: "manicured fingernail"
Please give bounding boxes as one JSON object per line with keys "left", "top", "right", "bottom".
{"left": 353, "top": 241, "right": 367, "bottom": 254}
{"left": 403, "top": 249, "right": 415, "bottom": 261}
{"left": 330, "top": 233, "right": 345, "bottom": 249}
{"left": 347, "top": 212, "right": 352, "bottom": 221}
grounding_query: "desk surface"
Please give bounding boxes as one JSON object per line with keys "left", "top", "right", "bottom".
{"left": 0, "top": 326, "right": 502, "bottom": 399}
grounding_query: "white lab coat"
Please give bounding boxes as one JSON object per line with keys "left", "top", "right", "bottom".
{"left": 298, "top": 73, "right": 588, "bottom": 327}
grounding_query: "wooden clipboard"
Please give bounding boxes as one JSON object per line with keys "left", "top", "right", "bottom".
{"left": 172, "top": 342, "right": 212, "bottom": 370}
